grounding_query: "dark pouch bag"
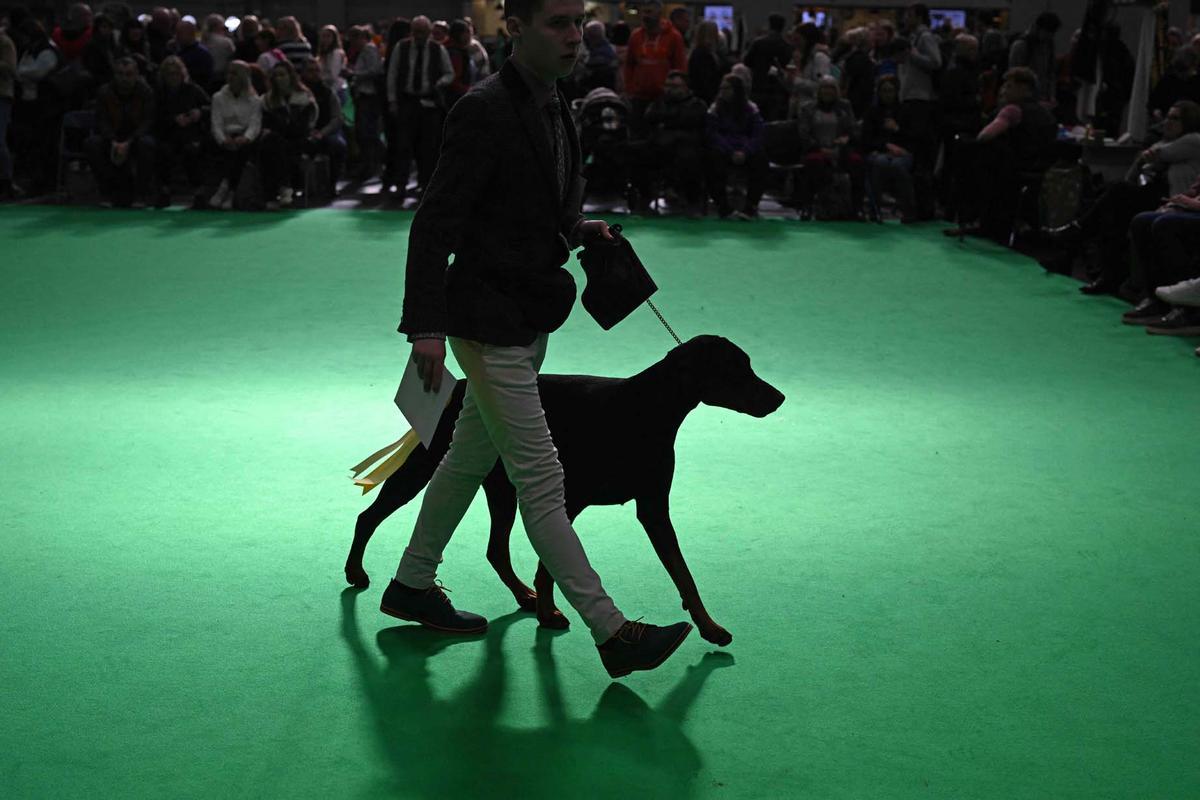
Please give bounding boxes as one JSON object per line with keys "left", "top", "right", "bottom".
{"left": 576, "top": 224, "right": 657, "bottom": 330}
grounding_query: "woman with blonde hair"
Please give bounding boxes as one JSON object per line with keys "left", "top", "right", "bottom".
{"left": 209, "top": 60, "right": 262, "bottom": 209}
{"left": 153, "top": 54, "right": 210, "bottom": 207}
{"left": 316, "top": 24, "right": 347, "bottom": 104}
{"left": 687, "top": 19, "right": 725, "bottom": 105}
{"left": 259, "top": 58, "right": 316, "bottom": 208}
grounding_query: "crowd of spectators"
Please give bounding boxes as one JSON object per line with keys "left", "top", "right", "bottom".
{"left": 2, "top": 2, "right": 1200, "bottom": 355}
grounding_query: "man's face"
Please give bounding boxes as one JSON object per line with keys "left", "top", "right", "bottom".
{"left": 114, "top": 62, "right": 138, "bottom": 92}
{"left": 412, "top": 19, "right": 431, "bottom": 42}
{"left": 718, "top": 79, "right": 734, "bottom": 102}
{"left": 671, "top": 11, "right": 690, "bottom": 32}
{"left": 301, "top": 61, "right": 321, "bottom": 85}
{"left": 1165, "top": 107, "right": 1184, "bottom": 139}
{"left": 664, "top": 76, "right": 687, "bottom": 100}
{"left": 508, "top": 0, "right": 584, "bottom": 80}
{"left": 642, "top": 4, "right": 661, "bottom": 31}
{"left": 176, "top": 21, "right": 194, "bottom": 45}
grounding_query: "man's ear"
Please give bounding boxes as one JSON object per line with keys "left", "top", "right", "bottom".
{"left": 504, "top": 16, "right": 522, "bottom": 41}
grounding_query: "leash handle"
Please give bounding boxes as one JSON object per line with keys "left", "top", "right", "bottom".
{"left": 610, "top": 224, "right": 681, "bottom": 346}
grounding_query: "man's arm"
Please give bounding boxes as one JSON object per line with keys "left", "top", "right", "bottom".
{"left": 909, "top": 30, "right": 942, "bottom": 72}
{"left": 434, "top": 44, "right": 454, "bottom": 90}
{"left": 387, "top": 44, "right": 402, "bottom": 105}
{"left": 398, "top": 92, "right": 496, "bottom": 336}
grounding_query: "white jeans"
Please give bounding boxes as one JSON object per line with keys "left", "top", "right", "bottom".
{"left": 395, "top": 333, "right": 627, "bottom": 644}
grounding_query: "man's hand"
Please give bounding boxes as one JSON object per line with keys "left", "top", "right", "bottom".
{"left": 885, "top": 142, "right": 909, "bottom": 157}
{"left": 411, "top": 338, "right": 446, "bottom": 393}
{"left": 1166, "top": 193, "right": 1200, "bottom": 211}
{"left": 577, "top": 219, "right": 615, "bottom": 243}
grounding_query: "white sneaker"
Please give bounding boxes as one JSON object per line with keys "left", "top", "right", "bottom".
{"left": 1155, "top": 277, "right": 1200, "bottom": 308}
{"left": 210, "top": 181, "right": 230, "bottom": 209}
{"left": 279, "top": 186, "right": 294, "bottom": 207}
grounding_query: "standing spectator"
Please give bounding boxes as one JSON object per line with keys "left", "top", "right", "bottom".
{"left": 233, "top": 15, "right": 260, "bottom": 63}
{"left": 346, "top": 25, "right": 383, "bottom": 180}
{"left": 169, "top": 19, "right": 212, "bottom": 90}
{"left": 668, "top": 7, "right": 692, "bottom": 48}
{"left": 380, "top": 17, "right": 412, "bottom": 190}
{"left": 259, "top": 58, "right": 316, "bottom": 209}
{"left": 896, "top": 4, "right": 942, "bottom": 205}
{"left": 275, "top": 17, "right": 313, "bottom": 69}
{"left": 869, "top": 21, "right": 897, "bottom": 77}
{"left": 1094, "top": 22, "right": 1135, "bottom": 137}
{"left": 430, "top": 20, "right": 449, "bottom": 47}
{"left": 1008, "top": 12, "right": 1060, "bottom": 104}
{"left": 119, "top": 17, "right": 150, "bottom": 76}
{"left": 317, "top": 25, "right": 347, "bottom": 105}
{"left": 465, "top": 19, "right": 490, "bottom": 80}
{"left": 705, "top": 73, "right": 766, "bottom": 219}
{"left": 14, "top": 18, "right": 64, "bottom": 194}
{"left": 52, "top": 3, "right": 93, "bottom": 64}
{"left": 1148, "top": 47, "right": 1200, "bottom": 122}
{"left": 442, "top": 20, "right": 475, "bottom": 111}
{"left": 687, "top": 19, "right": 724, "bottom": 106}
{"left": 202, "top": 14, "right": 235, "bottom": 89}
{"left": 86, "top": 55, "right": 156, "bottom": 207}
{"left": 623, "top": 0, "right": 687, "bottom": 137}
{"left": 208, "top": 60, "right": 261, "bottom": 210}
{"left": 784, "top": 23, "right": 832, "bottom": 118}
{"left": 152, "top": 54, "right": 208, "bottom": 207}
{"left": 0, "top": 23, "right": 16, "bottom": 200}
{"left": 862, "top": 74, "right": 916, "bottom": 221}
{"left": 299, "top": 55, "right": 346, "bottom": 192}
{"left": 839, "top": 26, "right": 876, "bottom": 119}
{"left": 145, "top": 7, "right": 174, "bottom": 66}
{"left": 610, "top": 20, "right": 631, "bottom": 92}
{"left": 578, "top": 20, "right": 617, "bottom": 93}
{"left": 386, "top": 15, "right": 452, "bottom": 197}
{"left": 938, "top": 32, "right": 981, "bottom": 210}
{"left": 743, "top": 13, "right": 793, "bottom": 122}
{"left": 82, "top": 13, "right": 117, "bottom": 90}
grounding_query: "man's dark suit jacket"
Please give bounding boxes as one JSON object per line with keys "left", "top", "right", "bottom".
{"left": 398, "top": 59, "right": 588, "bottom": 347}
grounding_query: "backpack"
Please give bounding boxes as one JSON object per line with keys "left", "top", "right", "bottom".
{"left": 1039, "top": 162, "right": 1086, "bottom": 230}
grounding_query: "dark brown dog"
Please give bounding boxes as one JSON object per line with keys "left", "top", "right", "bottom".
{"left": 345, "top": 335, "right": 785, "bottom": 646}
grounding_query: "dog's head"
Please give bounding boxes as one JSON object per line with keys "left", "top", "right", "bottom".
{"left": 668, "top": 335, "right": 785, "bottom": 418}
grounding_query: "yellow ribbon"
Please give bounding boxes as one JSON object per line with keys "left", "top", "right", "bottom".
{"left": 349, "top": 429, "right": 422, "bottom": 495}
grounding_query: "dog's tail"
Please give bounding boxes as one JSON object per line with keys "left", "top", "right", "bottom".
{"left": 350, "top": 430, "right": 423, "bottom": 494}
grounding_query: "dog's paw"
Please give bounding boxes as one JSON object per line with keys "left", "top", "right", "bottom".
{"left": 344, "top": 564, "right": 370, "bottom": 589}
{"left": 515, "top": 592, "right": 538, "bottom": 614}
{"left": 700, "top": 625, "right": 732, "bottom": 647}
{"left": 537, "top": 609, "right": 571, "bottom": 630}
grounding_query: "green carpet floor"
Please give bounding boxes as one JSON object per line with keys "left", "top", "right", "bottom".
{"left": 1, "top": 206, "right": 1197, "bottom": 799}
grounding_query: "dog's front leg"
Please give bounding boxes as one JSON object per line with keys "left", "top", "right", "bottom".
{"left": 482, "top": 468, "right": 537, "bottom": 612}
{"left": 636, "top": 496, "right": 732, "bottom": 646}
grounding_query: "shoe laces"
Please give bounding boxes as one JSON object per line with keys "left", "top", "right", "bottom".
{"left": 617, "top": 617, "right": 648, "bottom": 644}
{"left": 426, "top": 580, "right": 453, "bottom": 606}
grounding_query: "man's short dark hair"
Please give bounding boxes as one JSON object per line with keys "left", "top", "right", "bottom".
{"left": 503, "top": 0, "right": 546, "bottom": 25}
{"left": 666, "top": 69, "right": 688, "bottom": 84}
{"left": 1004, "top": 66, "right": 1038, "bottom": 93}
{"left": 767, "top": 13, "right": 786, "bottom": 33}
{"left": 1035, "top": 12, "right": 1061, "bottom": 34}
{"left": 909, "top": 4, "right": 930, "bottom": 25}
{"left": 669, "top": 8, "right": 688, "bottom": 21}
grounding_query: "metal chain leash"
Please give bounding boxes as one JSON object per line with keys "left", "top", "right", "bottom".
{"left": 646, "top": 299, "right": 682, "bottom": 346}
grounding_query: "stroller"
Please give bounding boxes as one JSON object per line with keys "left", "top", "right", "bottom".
{"left": 573, "top": 88, "right": 633, "bottom": 198}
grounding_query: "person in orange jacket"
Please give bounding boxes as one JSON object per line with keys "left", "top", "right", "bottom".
{"left": 622, "top": 0, "right": 686, "bottom": 138}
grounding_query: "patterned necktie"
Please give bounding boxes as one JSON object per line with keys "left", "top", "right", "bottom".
{"left": 546, "top": 92, "right": 566, "bottom": 203}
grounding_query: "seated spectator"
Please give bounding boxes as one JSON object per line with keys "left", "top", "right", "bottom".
{"left": 945, "top": 66, "right": 1056, "bottom": 240}
{"left": 316, "top": 24, "right": 347, "bottom": 105}
{"left": 785, "top": 23, "right": 832, "bottom": 117}
{"left": 299, "top": 55, "right": 346, "bottom": 192}
{"left": 345, "top": 25, "right": 383, "bottom": 180}
{"left": 168, "top": 19, "right": 213, "bottom": 92}
{"left": 259, "top": 59, "right": 316, "bottom": 209}
{"left": 704, "top": 73, "right": 767, "bottom": 219}
{"left": 255, "top": 29, "right": 285, "bottom": 74}
{"left": 861, "top": 74, "right": 916, "bottom": 222}
{"left": 53, "top": 3, "right": 93, "bottom": 64}
{"left": 1148, "top": 47, "right": 1200, "bottom": 123}
{"left": 1121, "top": 180, "right": 1200, "bottom": 332}
{"left": 152, "top": 54, "right": 209, "bottom": 208}
{"left": 86, "top": 56, "right": 156, "bottom": 207}
{"left": 208, "top": 60, "right": 261, "bottom": 210}
{"left": 794, "top": 77, "right": 864, "bottom": 219}
{"left": 1051, "top": 100, "right": 1200, "bottom": 296}
{"left": 233, "top": 16, "right": 261, "bottom": 63}
{"left": 686, "top": 19, "right": 724, "bottom": 106}
{"left": 626, "top": 69, "right": 708, "bottom": 216}
{"left": 1154, "top": 273, "right": 1200, "bottom": 347}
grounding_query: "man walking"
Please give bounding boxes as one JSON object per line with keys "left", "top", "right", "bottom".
{"left": 382, "top": 0, "right": 693, "bottom": 679}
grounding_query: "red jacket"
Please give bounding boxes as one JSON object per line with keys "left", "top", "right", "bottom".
{"left": 622, "top": 23, "right": 686, "bottom": 101}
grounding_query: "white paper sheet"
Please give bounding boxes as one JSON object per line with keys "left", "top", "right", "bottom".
{"left": 394, "top": 357, "right": 459, "bottom": 449}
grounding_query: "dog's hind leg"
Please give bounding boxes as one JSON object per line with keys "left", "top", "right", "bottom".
{"left": 533, "top": 561, "right": 569, "bottom": 630}
{"left": 344, "top": 447, "right": 436, "bottom": 588}
{"left": 482, "top": 467, "right": 541, "bottom": 613}
{"left": 636, "top": 495, "right": 732, "bottom": 647}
